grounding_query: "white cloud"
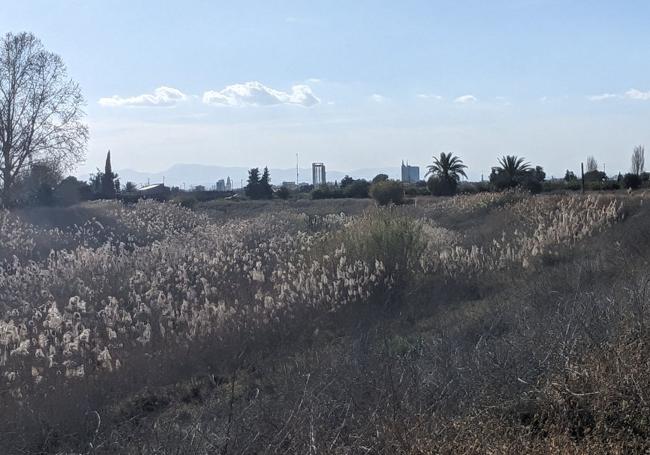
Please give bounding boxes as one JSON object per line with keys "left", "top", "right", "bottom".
{"left": 625, "top": 89, "right": 650, "bottom": 100}
{"left": 99, "top": 86, "right": 187, "bottom": 107}
{"left": 370, "top": 94, "right": 387, "bottom": 103}
{"left": 588, "top": 93, "right": 618, "bottom": 101}
{"left": 417, "top": 93, "right": 443, "bottom": 100}
{"left": 454, "top": 94, "right": 477, "bottom": 104}
{"left": 202, "top": 81, "right": 320, "bottom": 107}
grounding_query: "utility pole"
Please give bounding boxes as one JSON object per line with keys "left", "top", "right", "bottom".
{"left": 296, "top": 153, "right": 299, "bottom": 185}
{"left": 581, "top": 162, "right": 585, "bottom": 194}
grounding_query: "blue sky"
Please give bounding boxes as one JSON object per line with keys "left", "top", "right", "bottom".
{"left": 3, "top": 0, "right": 650, "bottom": 179}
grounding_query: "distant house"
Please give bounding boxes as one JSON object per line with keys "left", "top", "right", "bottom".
{"left": 136, "top": 183, "right": 171, "bottom": 200}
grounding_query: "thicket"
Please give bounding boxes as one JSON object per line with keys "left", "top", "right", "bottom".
{"left": 1, "top": 193, "right": 649, "bottom": 453}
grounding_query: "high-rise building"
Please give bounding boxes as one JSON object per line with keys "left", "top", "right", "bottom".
{"left": 312, "top": 162, "right": 326, "bottom": 186}
{"left": 226, "top": 177, "right": 232, "bottom": 191}
{"left": 401, "top": 161, "right": 420, "bottom": 183}
{"left": 216, "top": 179, "right": 226, "bottom": 192}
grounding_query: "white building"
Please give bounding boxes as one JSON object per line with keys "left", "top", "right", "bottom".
{"left": 312, "top": 162, "right": 326, "bottom": 186}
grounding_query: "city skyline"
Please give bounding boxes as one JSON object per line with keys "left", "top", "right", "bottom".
{"left": 3, "top": 1, "right": 650, "bottom": 180}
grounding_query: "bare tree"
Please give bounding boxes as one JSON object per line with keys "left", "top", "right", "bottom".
{"left": 0, "top": 32, "right": 88, "bottom": 205}
{"left": 586, "top": 156, "right": 598, "bottom": 173}
{"left": 632, "top": 145, "right": 645, "bottom": 175}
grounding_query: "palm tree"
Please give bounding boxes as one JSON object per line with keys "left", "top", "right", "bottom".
{"left": 425, "top": 152, "right": 468, "bottom": 182}
{"left": 497, "top": 155, "right": 531, "bottom": 179}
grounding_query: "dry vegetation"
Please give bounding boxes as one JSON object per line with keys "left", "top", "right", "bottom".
{"left": 1, "top": 192, "right": 649, "bottom": 453}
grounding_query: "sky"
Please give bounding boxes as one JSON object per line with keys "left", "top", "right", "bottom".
{"left": 2, "top": 0, "right": 650, "bottom": 180}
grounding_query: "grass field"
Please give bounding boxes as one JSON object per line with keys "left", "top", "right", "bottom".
{"left": 1, "top": 192, "right": 650, "bottom": 453}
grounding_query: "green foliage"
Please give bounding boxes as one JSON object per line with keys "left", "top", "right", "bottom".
{"left": 427, "top": 175, "right": 458, "bottom": 196}
{"left": 341, "top": 209, "right": 425, "bottom": 289}
{"left": 101, "top": 151, "right": 118, "bottom": 199}
{"left": 584, "top": 170, "right": 607, "bottom": 182}
{"left": 276, "top": 186, "right": 290, "bottom": 200}
{"left": 490, "top": 156, "right": 544, "bottom": 193}
{"left": 369, "top": 180, "right": 404, "bottom": 206}
{"left": 245, "top": 167, "right": 273, "bottom": 199}
{"left": 340, "top": 175, "right": 354, "bottom": 188}
{"left": 623, "top": 173, "right": 642, "bottom": 190}
{"left": 565, "top": 170, "right": 578, "bottom": 182}
{"left": 425, "top": 152, "right": 467, "bottom": 183}
{"left": 344, "top": 179, "right": 370, "bottom": 198}
{"left": 54, "top": 177, "right": 92, "bottom": 206}
{"left": 372, "top": 173, "right": 389, "bottom": 184}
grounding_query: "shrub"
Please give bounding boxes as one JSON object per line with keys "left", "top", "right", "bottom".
{"left": 344, "top": 179, "right": 371, "bottom": 198}
{"left": 427, "top": 176, "right": 458, "bottom": 196}
{"left": 311, "top": 186, "right": 344, "bottom": 200}
{"left": 517, "top": 175, "right": 543, "bottom": 194}
{"left": 276, "top": 186, "right": 290, "bottom": 200}
{"left": 623, "top": 173, "right": 642, "bottom": 190}
{"left": 340, "top": 209, "right": 425, "bottom": 290}
{"left": 584, "top": 170, "right": 607, "bottom": 183}
{"left": 370, "top": 180, "right": 404, "bottom": 206}
{"left": 173, "top": 195, "right": 198, "bottom": 209}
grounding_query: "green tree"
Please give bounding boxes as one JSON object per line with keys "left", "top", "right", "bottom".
{"left": 425, "top": 152, "right": 467, "bottom": 182}
{"left": 276, "top": 186, "right": 290, "bottom": 200}
{"left": 344, "top": 179, "right": 371, "bottom": 198}
{"left": 497, "top": 155, "right": 531, "bottom": 179}
{"left": 340, "top": 175, "right": 354, "bottom": 188}
{"left": 370, "top": 180, "right": 404, "bottom": 206}
{"left": 245, "top": 168, "right": 261, "bottom": 198}
{"left": 372, "top": 173, "right": 389, "bottom": 184}
{"left": 101, "top": 150, "right": 117, "bottom": 199}
{"left": 490, "top": 155, "right": 531, "bottom": 190}
{"left": 260, "top": 167, "right": 273, "bottom": 199}
{"left": 425, "top": 152, "right": 467, "bottom": 196}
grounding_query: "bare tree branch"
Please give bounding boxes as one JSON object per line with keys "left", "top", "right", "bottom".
{"left": 0, "top": 32, "right": 87, "bottom": 206}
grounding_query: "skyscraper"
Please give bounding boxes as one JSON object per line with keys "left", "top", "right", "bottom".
{"left": 401, "top": 161, "right": 420, "bottom": 183}
{"left": 312, "top": 162, "right": 326, "bottom": 186}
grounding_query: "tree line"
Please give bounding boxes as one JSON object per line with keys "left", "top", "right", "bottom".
{"left": 1, "top": 31, "right": 647, "bottom": 209}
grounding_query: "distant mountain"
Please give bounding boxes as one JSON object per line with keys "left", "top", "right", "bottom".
{"left": 80, "top": 163, "right": 402, "bottom": 189}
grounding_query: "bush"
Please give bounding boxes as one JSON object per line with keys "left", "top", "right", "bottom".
{"left": 369, "top": 180, "right": 404, "bottom": 206}
{"left": 173, "top": 195, "right": 198, "bottom": 209}
{"left": 311, "top": 186, "right": 344, "bottom": 200}
{"left": 623, "top": 173, "right": 642, "bottom": 190}
{"left": 427, "top": 176, "right": 458, "bottom": 196}
{"left": 517, "top": 175, "right": 543, "bottom": 194}
{"left": 276, "top": 186, "right": 290, "bottom": 200}
{"left": 344, "top": 179, "right": 370, "bottom": 198}
{"left": 340, "top": 209, "right": 425, "bottom": 290}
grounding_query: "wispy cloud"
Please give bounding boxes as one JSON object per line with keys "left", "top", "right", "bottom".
{"left": 202, "top": 81, "right": 320, "bottom": 107}
{"left": 370, "top": 93, "right": 387, "bottom": 103}
{"left": 416, "top": 93, "right": 443, "bottom": 100}
{"left": 99, "top": 86, "right": 187, "bottom": 107}
{"left": 454, "top": 94, "right": 477, "bottom": 104}
{"left": 587, "top": 89, "right": 650, "bottom": 102}
{"left": 587, "top": 93, "right": 618, "bottom": 102}
{"left": 625, "top": 89, "right": 650, "bottom": 100}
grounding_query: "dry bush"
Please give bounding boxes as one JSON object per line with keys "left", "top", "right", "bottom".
{"left": 1, "top": 193, "right": 648, "bottom": 454}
